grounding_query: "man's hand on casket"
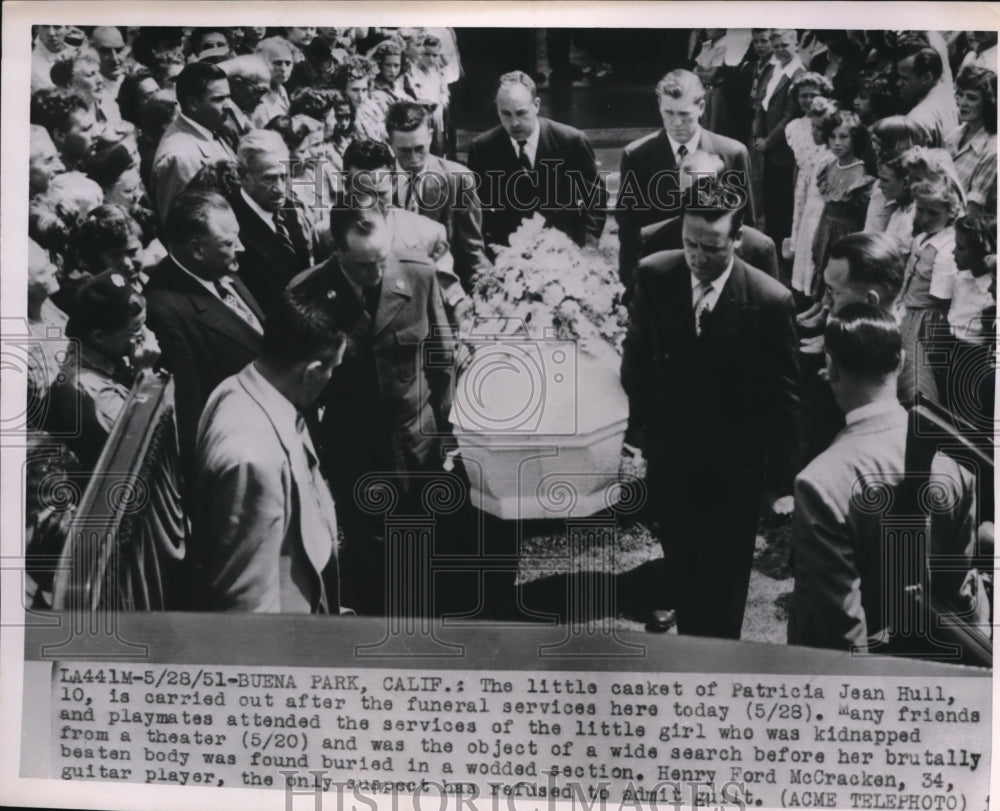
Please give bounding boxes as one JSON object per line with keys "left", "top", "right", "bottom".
{"left": 770, "top": 494, "right": 794, "bottom": 517}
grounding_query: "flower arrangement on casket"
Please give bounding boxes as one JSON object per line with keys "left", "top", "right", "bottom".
{"left": 470, "top": 214, "right": 628, "bottom": 355}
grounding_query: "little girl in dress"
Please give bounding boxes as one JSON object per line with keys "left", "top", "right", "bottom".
{"left": 797, "top": 109, "right": 875, "bottom": 333}
{"left": 788, "top": 95, "right": 835, "bottom": 304}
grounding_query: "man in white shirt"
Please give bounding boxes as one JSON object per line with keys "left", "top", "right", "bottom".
{"left": 617, "top": 69, "right": 753, "bottom": 300}
{"left": 897, "top": 44, "right": 960, "bottom": 148}
{"left": 150, "top": 62, "right": 238, "bottom": 219}
{"left": 90, "top": 27, "right": 128, "bottom": 121}
{"left": 252, "top": 37, "right": 294, "bottom": 128}
{"left": 32, "top": 25, "right": 71, "bottom": 94}
{"left": 192, "top": 288, "right": 351, "bottom": 613}
{"left": 752, "top": 28, "right": 805, "bottom": 248}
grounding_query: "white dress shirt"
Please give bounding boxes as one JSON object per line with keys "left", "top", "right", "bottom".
{"left": 844, "top": 397, "right": 900, "bottom": 427}
{"left": 668, "top": 128, "right": 702, "bottom": 162}
{"left": 762, "top": 56, "right": 804, "bottom": 111}
{"left": 241, "top": 189, "right": 278, "bottom": 232}
{"left": 691, "top": 256, "right": 734, "bottom": 313}
{"left": 509, "top": 123, "right": 541, "bottom": 167}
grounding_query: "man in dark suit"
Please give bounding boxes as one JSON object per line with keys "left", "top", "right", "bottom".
{"left": 621, "top": 195, "right": 800, "bottom": 639}
{"left": 638, "top": 149, "right": 779, "bottom": 277}
{"left": 752, "top": 29, "right": 806, "bottom": 249}
{"left": 386, "top": 100, "right": 492, "bottom": 290}
{"left": 289, "top": 202, "right": 455, "bottom": 615}
{"left": 144, "top": 190, "right": 264, "bottom": 475}
{"left": 231, "top": 129, "right": 312, "bottom": 304}
{"left": 466, "top": 70, "right": 607, "bottom": 249}
{"left": 616, "top": 69, "right": 754, "bottom": 302}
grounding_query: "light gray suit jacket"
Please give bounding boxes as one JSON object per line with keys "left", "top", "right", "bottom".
{"left": 150, "top": 113, "right": 237, "bottom": 219}
{"left": 191, "top": 364, "right": 339, "bottom": 613}
{"left": 788, "top": 401, "right": 975, "bottom": 651}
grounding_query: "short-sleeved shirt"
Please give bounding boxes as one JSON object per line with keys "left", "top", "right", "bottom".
{"left": 900, "top": 228, "right": 958, "bottom": 310}
{"left": 946, "top": 124, "right": 997, "bottom": 208}
{"left": 948, "top": 270, "right": 995, "bottom": 343}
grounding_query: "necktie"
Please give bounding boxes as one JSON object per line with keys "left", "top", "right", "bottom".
{"left": 677, "top": 143, "right": 688, "bottom": 163}
{"left": 274, "top": 210, "right": 295, "bottom": 253}
{"left": 693, "top": 280, "right": 714, "bottom": 337}
{"left": 214, "top": 278, "right": 262, "bottom": 333}
{"left": 362, "top": 282, "right": 380, "bottom": 320}
{"left": 404, "top": 173, "right": 419, "bottom": 213}
{"left": 517, "top": 139, "right": 532, "bottom": 171}
{"left": 295, "top": 413, "right": 337, "bottom": 612}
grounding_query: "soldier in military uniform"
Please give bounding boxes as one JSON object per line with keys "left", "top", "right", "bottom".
{"left": 289, "top": 202, "right": 455, "bottom": 615}
{"left": 47, "top": 270, "right": 160, "bottom": 471}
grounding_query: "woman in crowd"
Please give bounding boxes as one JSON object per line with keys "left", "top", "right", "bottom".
{"left": 70, "top": 204, "right": 148, "bottom": 291}
{"left": 945, "top": 211, "right": 997, "bottom": 422}
{"left": 252, "top": 37, "right": 295, "bottom": 127}
{"left": 370, "top": 38, "right": 415, "bottom": 114}
{"left": 47, "top": 270, "right": 159, "bottom": 472}
{"left": 116, "top": 69, "right": 160, "bottom": 128}
{"left": 334, "top": 56, "right": 385, "bottom": 142}
{"left": 266, "top": 113, "right": 339, "bottom": 256}
{"left": 946, "top": 65, "right": 997, "bottom": 214}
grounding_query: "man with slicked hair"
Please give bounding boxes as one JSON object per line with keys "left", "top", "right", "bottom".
{"left": 617, "top": 69, "right": 753, "bottom": 302}
{"left": 788, "top": 304, "right": 976, "bottom": 651}
{"left": 144, "top": 190, "right": 264, "bottom": 475}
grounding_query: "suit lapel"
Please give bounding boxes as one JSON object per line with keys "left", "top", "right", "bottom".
{"left": 161, "top": 261, "right": 261, "bottom": 348}
{"left": 536, "top": 118, "right": 556, "bottom": 161}
{"left": 663, "top": 260, "right": 697, "bottom": 345}
{"left": 655, "top": 129, "right": 677, "bottom": 171}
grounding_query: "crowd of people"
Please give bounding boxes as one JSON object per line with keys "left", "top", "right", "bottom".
{"left": 23, "top": 25, "right": 996, "bottom": 653}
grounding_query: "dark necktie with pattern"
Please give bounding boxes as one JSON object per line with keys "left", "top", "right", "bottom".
{"left": 517, "top": 139, "right": 532, "bottom": 171}
{"left": 214, "top": 278, "right": 262, "bottom": 333}
{"left": 274, "top": 209, "right": 295, "bottom": 253}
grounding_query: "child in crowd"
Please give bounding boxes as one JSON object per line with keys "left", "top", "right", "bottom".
{"left": 798, "top": 109, "right": 874, "bottom": 332}
{"left": 788, "top": 96, "right": 835, "bottom": 305}
{"left": 897, "top": 177, "right": 964, "bottom": 405}
{"left": 863, "top": 115, "right": 927, "bottom": 231}
{"left": 876, "top": 152, "right": 916, "bottom": 254}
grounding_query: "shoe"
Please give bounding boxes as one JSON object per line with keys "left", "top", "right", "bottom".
{"left": 645, "top": 609, "right": 677, "bottom": 633}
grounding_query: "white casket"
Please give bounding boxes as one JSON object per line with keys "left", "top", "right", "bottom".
{"left": 450, "top": 327, "right": 628, "bottom": 520}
